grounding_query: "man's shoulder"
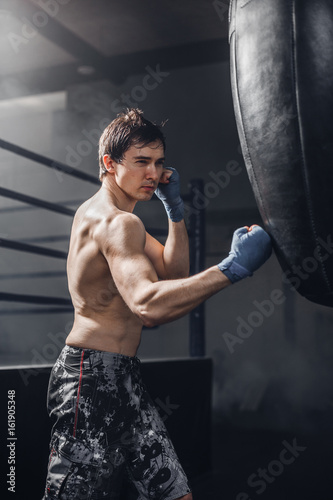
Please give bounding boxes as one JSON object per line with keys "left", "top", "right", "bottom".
{"left": 103, "top": 211, "right": 145, "bottom": 234}
{"left": 94, "top": 211, "right": 146, "bottom": 253}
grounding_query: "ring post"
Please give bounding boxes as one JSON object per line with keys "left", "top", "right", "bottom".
{"left": 188, "top": 179, "right": 206, "bottom": 357}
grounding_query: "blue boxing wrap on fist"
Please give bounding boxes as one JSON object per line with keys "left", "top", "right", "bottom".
{"left": 154, "top": 167, "right": 184, "bottom": 222}
{"left": 218, "top": 226, "right": 272, "bottom": 283}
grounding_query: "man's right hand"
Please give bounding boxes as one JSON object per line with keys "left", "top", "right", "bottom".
{"left": 154, "top": 167, "right": 184, "bottom": 222}
{"left": 217, "top": 225, "right": 272, "bottom": 284}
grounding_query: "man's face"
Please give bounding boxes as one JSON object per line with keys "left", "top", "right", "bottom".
{"left": 112, "top": 141, "right": 166, "bottom": 201}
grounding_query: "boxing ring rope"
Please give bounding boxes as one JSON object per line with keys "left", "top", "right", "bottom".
{"left": 0, "top": 138, "right": 100, "bottom": 185}
{"left": 0, "top": 292, "right": 71, "bottom": 305}
{"left": 0, "top": 138, "right": 206, "bottom": 356}
{"left": 0, "top": 187, "right": 75, "bottom": 216}
{"left": 0, "top": 237, "right": 68, "bottom": 259}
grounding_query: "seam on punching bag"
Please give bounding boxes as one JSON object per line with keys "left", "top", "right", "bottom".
{"left": 231, "top": 14, "right": 270, "bottom": 228}
{"left": 240, "top": 0, "right": 255, "bottom": 8}
{"left": 228, "top": 0, "right": 234, "bottom": 23}
{"left": 228, "top": 0, "right": 236, "bottom": 42}
{"left": 290, "top": 0, "right": 331, "bottom": 291}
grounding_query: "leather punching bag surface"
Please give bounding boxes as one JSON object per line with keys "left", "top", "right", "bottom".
{"left": 229, "top": 0, "right": 333, "bottom": 307}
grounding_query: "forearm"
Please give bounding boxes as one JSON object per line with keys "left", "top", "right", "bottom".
{"left": 162, "top": 219, "right": 190, "bottom": 278}
{"left": 135, "top": 266, "right": 231, "bottom": 327}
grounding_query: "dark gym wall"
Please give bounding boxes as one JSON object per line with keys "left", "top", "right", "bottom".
{"left": 1, "top": 55, "right": 333, "bottom": 438}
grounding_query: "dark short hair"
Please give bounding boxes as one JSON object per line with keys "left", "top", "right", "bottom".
{"left": 98, "top": 108, "right": 166, "bottom": 180}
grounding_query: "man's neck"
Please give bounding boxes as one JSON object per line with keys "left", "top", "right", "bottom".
{"left": 100, "top": 178, "right": 136, "bottom": 213}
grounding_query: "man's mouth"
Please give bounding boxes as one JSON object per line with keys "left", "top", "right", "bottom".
{"left": 141, "top": 185, "right": 155, "bottom": 191}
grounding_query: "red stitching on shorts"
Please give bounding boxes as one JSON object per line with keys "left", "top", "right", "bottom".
{"left": 48, "top": 448, "right": 55, "bottom": 466}
{"left": 73, "top": 350, "right": 85, "bottom": 437}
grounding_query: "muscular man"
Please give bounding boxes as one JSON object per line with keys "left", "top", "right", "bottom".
{"left": 43, "top": 108, "right": 272, "bottom": 500}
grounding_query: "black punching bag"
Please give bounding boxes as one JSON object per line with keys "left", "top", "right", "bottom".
{"left": 229, "top": 0, "right": 333, "bottom": 307}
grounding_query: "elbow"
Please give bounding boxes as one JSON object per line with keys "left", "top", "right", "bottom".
{"left": 133, "top": 298, "right": 160, "bottom": 328}
{"left": 135, "top": 304, "right": 159, "bottom": 328}
{"left": 132, "top": 286, "right": 164, "bottom": 328}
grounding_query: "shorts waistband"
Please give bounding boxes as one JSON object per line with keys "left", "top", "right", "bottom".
{"left": 60, "top": 345, "right": 141, "bottom": 372}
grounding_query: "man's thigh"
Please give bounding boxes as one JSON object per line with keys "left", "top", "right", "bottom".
{"left": 126, "top": 390, "right": 192, "bottom": 500}
{"left": 43, "top": 432, "right": 128, "bottom": 499}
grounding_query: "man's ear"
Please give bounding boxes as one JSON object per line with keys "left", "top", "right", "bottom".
{"left": 103, "top": 154, "right": 117, "bottom": 173}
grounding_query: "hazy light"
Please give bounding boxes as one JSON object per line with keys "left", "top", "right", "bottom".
{"left": 77, "top": 65, "right": 96, "bottom": 75}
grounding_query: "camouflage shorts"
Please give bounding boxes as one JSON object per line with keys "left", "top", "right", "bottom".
{"left": 42, "top": 346, "right": 191, "bottom": 500}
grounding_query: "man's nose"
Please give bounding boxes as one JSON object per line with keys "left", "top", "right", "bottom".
{"left": 146, "top": 164, "right": 159, "bottom": 180}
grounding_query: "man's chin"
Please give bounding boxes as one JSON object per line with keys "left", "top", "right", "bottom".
{"left": 144, "top": 192, "right": 155, "bottom": 200}
{"left": 136, "top": 190, "right": 155, "bottom": 201}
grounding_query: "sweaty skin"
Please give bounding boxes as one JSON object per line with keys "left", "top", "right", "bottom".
{"left": 66, "top": 141, "right": 231, "bottom": 357}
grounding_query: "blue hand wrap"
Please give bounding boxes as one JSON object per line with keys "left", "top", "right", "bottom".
{"left": 218, "top": 226, "right": 272, "bottom": 283}
{"left": 154, "top": 167, "right": 184, "bottom": 222}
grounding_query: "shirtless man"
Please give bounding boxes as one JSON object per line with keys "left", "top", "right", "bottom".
{"left": 43, "top": 108, "right": 272, "bottom": 500}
